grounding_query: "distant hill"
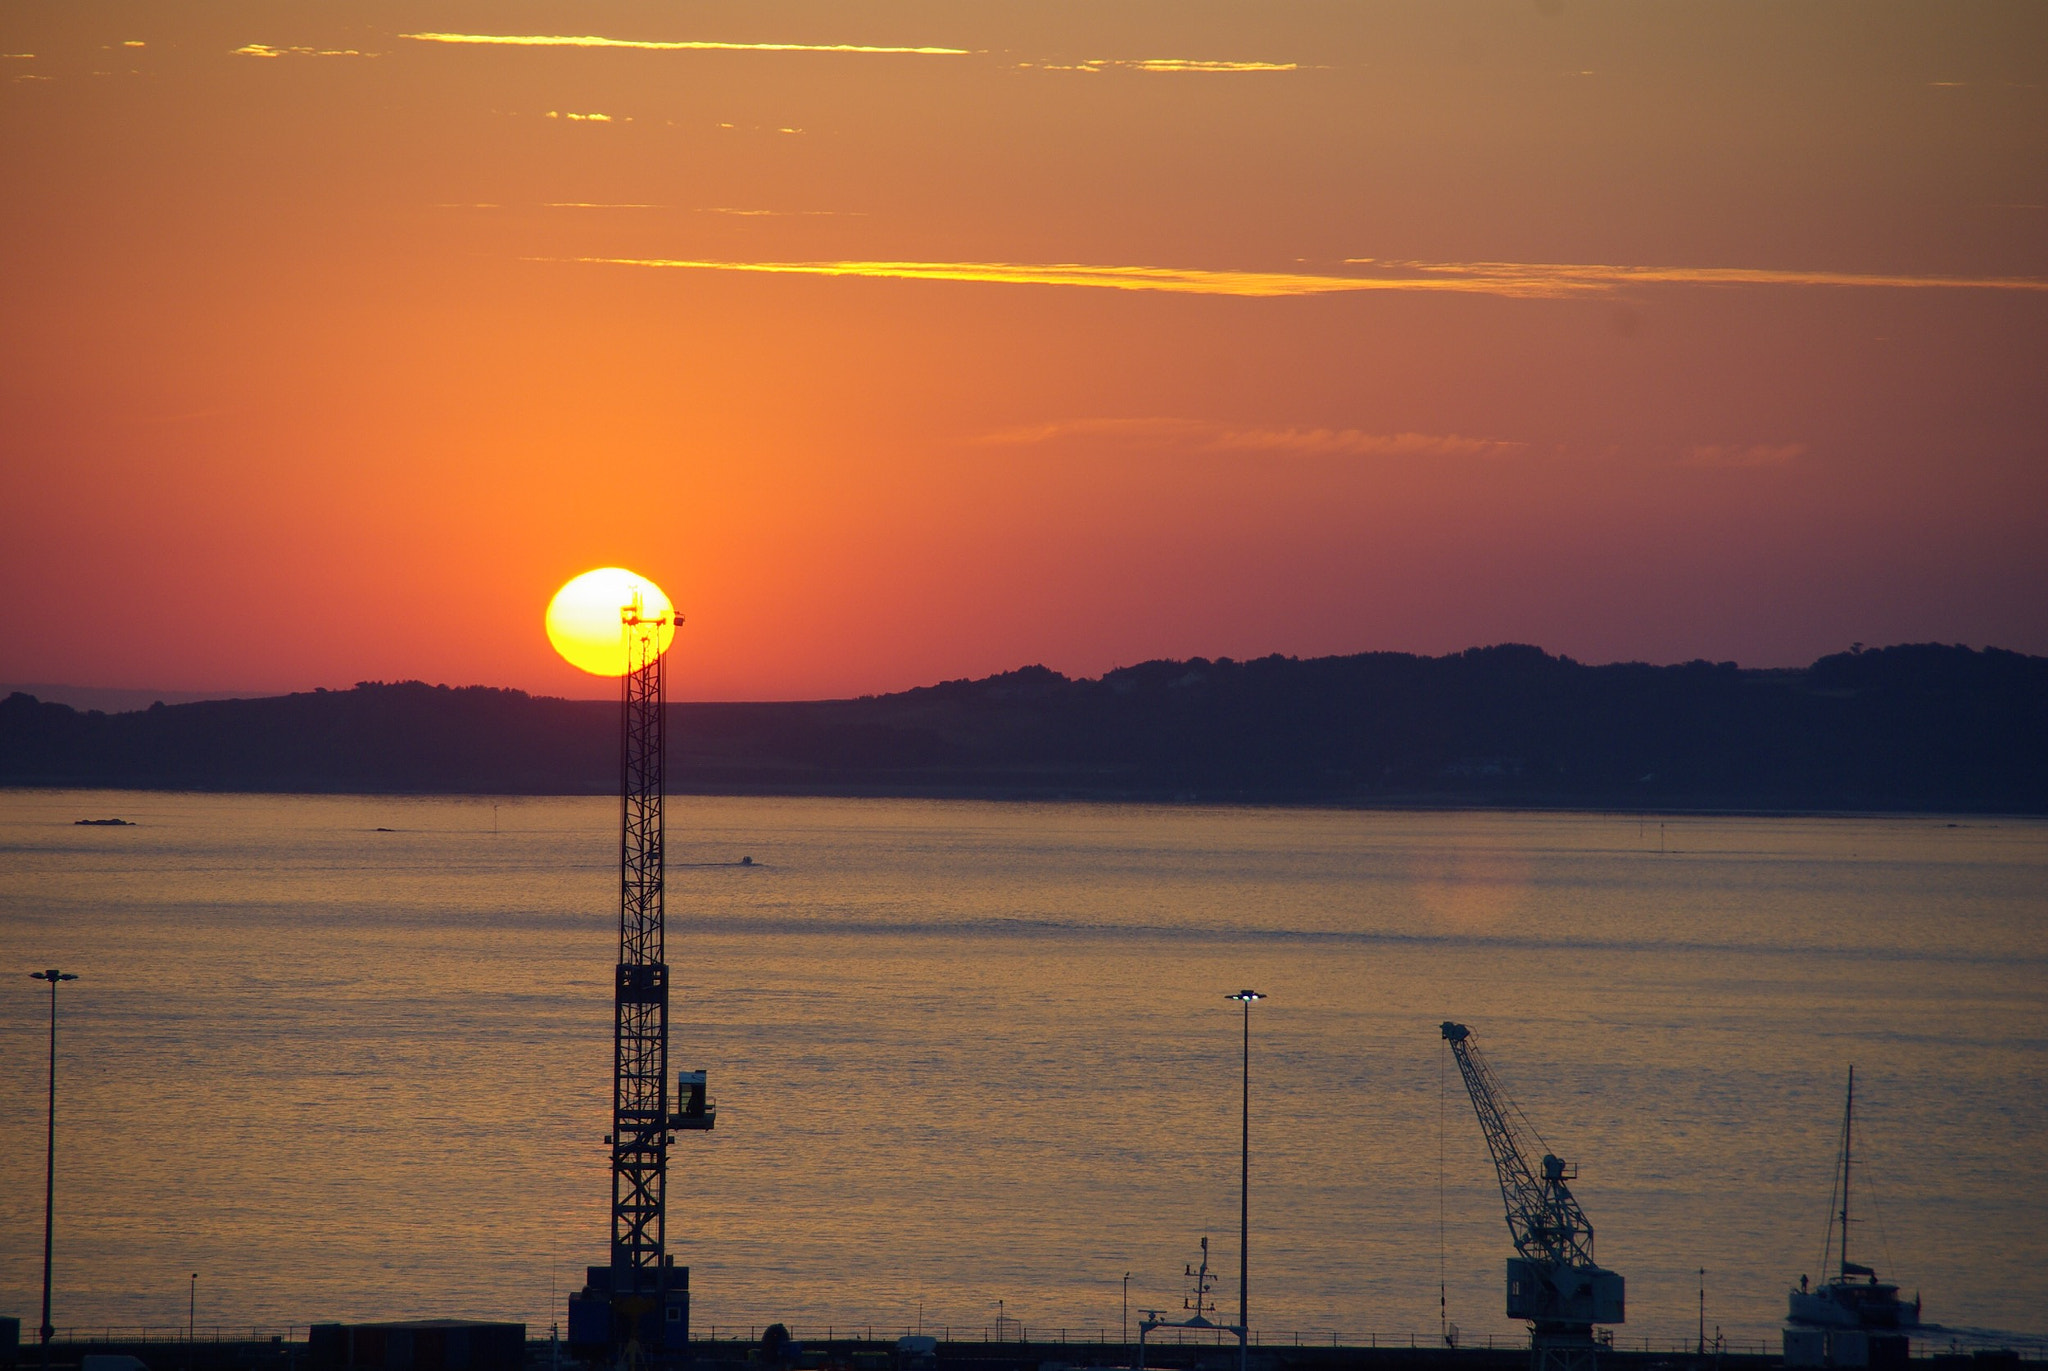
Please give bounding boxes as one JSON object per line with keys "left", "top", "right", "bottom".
{"left": 4, "top": 643, "right": 2046, "bottom": 811}
{"left": 0, "top": 682, "right": 257, "bottom": 713}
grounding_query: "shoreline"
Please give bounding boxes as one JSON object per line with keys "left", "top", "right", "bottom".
{"left": 5, "top": 781, "right": 2044, "bottom": 821}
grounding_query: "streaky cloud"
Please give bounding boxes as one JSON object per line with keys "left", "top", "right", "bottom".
{"left": 1356, "top": 257, "right": 2048, "bottom": 294}
{"left": 548, "top": 257, "right": 1586, "bottom": 298}
{"left": 1211, "top": 427, "right": 1521, "bottom": 457}
{"left": 233, "top": 43, "right": 371, "bottom": 58}
{"left": 546, "top": 254, "right": 2048, "bottom": 300}
{"left": 978, "top": 417, "right": 1523, "bottom": 458}
{"left": 399, "top": 32, "right": 970, "bottom": 56}
{"left": 1024, "top": 57, "right": 1298, "bottom": 73}
{"left": 1129, "top": 58, "right": 1297, "bottom": 72}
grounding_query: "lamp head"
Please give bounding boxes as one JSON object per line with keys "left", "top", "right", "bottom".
{"left": 1227, "top": 989, "right": 1265, "bottom": 1003}
{"left": 31, "top": 969, "right": 77, "bottom": 983}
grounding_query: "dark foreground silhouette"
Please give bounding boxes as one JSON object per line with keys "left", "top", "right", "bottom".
{"left": 3, "top": 643, "right": 2044, "bottom": 810}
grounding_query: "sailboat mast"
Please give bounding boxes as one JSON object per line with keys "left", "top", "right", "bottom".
{"left": 1839, "top": 1066, "right": 1855, "bottom": 1276}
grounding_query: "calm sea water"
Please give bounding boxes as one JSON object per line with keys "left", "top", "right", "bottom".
{"left": 1, "top": 792, "right": 2044, "bottom": 1349}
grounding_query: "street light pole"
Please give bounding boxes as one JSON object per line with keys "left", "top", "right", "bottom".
{"left": 1122, "top": 1273, "right": 1130, "bottom": 1355}
{"left": 1227, "top": 991, "right": 1264, "bottom": 1371}
{"left": 191, "top": 1273, "right": 199, "bottom": 1342}
{"left": 31, "top": 968, "right": 78, "bottom": 1371}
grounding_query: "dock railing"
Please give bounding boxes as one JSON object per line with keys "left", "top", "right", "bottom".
{"left": 55, "top": 1323, "right": 2045, "bottom": 1361}
{"left": 48, "top": 1326, "right": 309, "bottom": 1344}
{"left": 686, "top": 1326, "right": 1781, "bottom": 1356}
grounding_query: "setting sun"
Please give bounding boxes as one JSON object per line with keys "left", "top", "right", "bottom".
{"left": 544, "top": 567, "right": 675, "bottom": 676}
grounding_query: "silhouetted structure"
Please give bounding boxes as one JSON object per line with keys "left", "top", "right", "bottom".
{"left": 1782, "top": 1069, "right": 1920, "bottom": 1371}
{"left": 30, "top": 969, "right": 77, "bottom": 1371}
{"left": 1442, "top": 1022, "right": 1624, "bottom": 1371}
{"left": 567, "top": 595, "right": 714, "bottom": 1361}
{"left": 308, "top": 1321, "right": 524, "bottom": 1371}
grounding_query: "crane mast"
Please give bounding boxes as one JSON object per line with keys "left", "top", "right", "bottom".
{"left": 1442, "top": 1022, "right": 1623, "bottom": 1371}
{"left": 613, "top": 598, "right": 672, "bottom": 1296}
{"left": 569, "top": 592, "right": 716, "bottom": 1364}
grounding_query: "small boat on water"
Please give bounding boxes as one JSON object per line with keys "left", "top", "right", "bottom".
{"left": 1789, "top": 1066, "right": 1922, "bottom": 1331}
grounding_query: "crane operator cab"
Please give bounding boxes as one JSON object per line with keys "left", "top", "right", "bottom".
{"left": 1508, "top": 1256, "right": 1626, "bottom": 1325}
{"left": 672, "top": 1069, "right": 716, "bottom": 1131}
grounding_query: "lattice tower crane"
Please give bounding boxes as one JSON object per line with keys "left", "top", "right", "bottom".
{"left": 569, "top": 591, "right": 716, "bottom": 1366}
{"left": 1441, "top": 1022, "right": 1623, "bottom": 1371}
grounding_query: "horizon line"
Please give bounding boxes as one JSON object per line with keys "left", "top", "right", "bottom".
{"left": 6, "top": 641, "right": 2024, "bottom": 714}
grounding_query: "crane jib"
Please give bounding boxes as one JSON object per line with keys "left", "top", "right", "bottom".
{"left": 1440, "top": 1021, "right": 1626, "bottom": 1335}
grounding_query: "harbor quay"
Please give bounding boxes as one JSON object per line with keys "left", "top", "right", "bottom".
{"left": 5, "top": 1330, "right": 2036, "bottom": 1371}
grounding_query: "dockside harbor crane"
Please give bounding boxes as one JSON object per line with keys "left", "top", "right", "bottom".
{"left": 1441, "top": 1022, "right": 1624, "bottom": 1371}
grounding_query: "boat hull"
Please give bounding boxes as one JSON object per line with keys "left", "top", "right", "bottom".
{"left": 1788, "top": 1284, "right": 1920, "bottom": 1330}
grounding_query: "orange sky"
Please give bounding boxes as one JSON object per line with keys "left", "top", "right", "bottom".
{"left": 3, "top": 1, "right": 2045, "bottom": 700}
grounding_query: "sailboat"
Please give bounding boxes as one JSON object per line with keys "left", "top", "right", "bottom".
{"left": 1788, "top": 1067, "right": 1922, "bottom": 1330}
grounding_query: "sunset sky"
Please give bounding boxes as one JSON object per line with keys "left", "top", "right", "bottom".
{"left": 3, "top": 1, "right": 2044, "bottom": 701}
